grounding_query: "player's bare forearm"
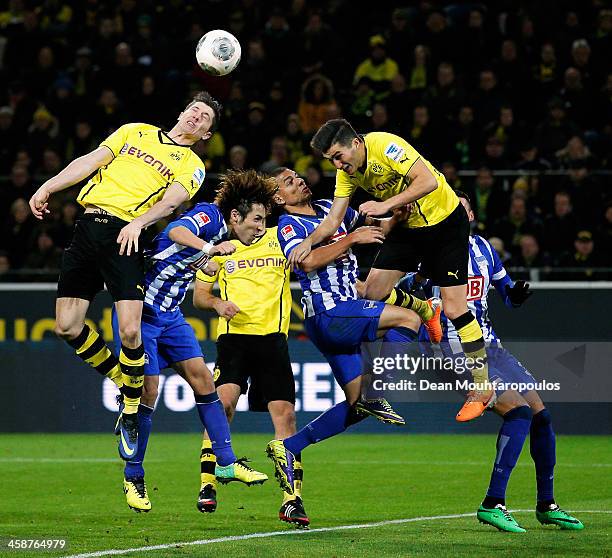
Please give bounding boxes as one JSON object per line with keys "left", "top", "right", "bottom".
{"left": 299, "top": 236, "right": 355, "bottom": 273}
{"left": 384, "top": 174, "right": 437, "bottom": 211}
{"left": 193, "top": 281, "right": 219, "bottom": 311}
{"left": 307, "top": 196, "right": 350, "bottom": 245}
{"left": 41, "top": 147, "right": 114, "bottom": 194}
{"left": 130, "top": 183, "right": 189, "bottom": 230}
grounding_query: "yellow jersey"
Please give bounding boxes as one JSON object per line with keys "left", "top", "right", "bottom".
{"left": 334, "top": 131, "right": 459, "bottom": 228}
{"left": 78, "top": 123, "right": 206, "bottom": 221}
{"left": 196, "top": 227, "right": 291, "bottom": 337}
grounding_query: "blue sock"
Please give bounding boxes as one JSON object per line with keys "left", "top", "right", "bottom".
{"left": 383, "top": 326, "right": 418, "bottom": 343}
{"left": 485, "top": 405, "right": 531, "bottom": 501}
{"left": 124, "top": 403, "right": 154, "bottom": 480}
{"left": 284, "top": 401, "right": 356, "bottom": 455}
{"left": 530, "top": 408, "right": 556, "bottom": 503}
{"left": 195, "top": 392, "right": 236, "bottom": 467}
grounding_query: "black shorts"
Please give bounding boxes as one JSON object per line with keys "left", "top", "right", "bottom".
{"left": 214, "top": 332, "right": 295, "bottom": 412}
{"left": 373, "top": 202, "right": 469, "bottom": 287}
{"left": 57, "top": 213, "right": 145, "bottom": 302}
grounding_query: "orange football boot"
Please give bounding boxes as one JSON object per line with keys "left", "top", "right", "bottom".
{"left": 456, "top": 387, "right": 497, "bottom": 422}
{"left": 423, "top": 297, "right": 443, "bottom": 343}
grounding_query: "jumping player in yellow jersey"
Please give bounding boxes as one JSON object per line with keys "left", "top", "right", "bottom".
{"left": 193, "top": 227, "right": 309, "bottom": 527}
{"left": 288, "top": 119, "right": 495, "bottom": 421}
{"left": 28, "top": 91, "right": 222, "bottom": 459}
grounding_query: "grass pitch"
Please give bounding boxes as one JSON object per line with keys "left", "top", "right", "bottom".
{"left": 0, "top": 433, "right": 610, "bottom": 557}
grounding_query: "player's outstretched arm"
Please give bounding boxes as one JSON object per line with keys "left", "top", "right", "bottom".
{"left": 287, "top": 196, "right": 350, "bottom": 267}
{"left": 298, "top": 226, "right": 384, "bottom": 273}
{"left": 117, "top": 182, "right": 189, "bottom": 256}
{"left": 29, "top": 146, "right": 114, "bottom": 219}
{"left": 167, "top": 225, "right": 236, "bottom": 256}
{"left": 359, "top": 159, "right": 437, "bottom": 216}
{"left": 193, "top": 278, "right": 240, "bottom": 320}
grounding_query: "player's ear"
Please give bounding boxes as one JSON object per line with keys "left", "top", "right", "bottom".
{"left": 273, "top": 192, "right": 285, "bottom": 206}
{"left": 229, "top": 208, "right": 242, "bottom": 224}
{"left": 200, "top": 131, "right": 212, "bottom": 141}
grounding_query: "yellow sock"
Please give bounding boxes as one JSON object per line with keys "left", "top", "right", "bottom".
{"left": 383, "top": 288, "right": 433, "bottom": 321}
{"left": 201, "top": 438, "right": 217, "bottom": 488}
{"left": 119, "top": 345, "right": 145, "bottom": 414}
{"left": 69, "top": 324, "right": 123, "bottom": 386}
{"left": 452, "top": 313, "right": 490, "bottom": 388}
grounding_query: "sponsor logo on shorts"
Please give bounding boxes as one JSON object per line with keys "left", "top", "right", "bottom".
{"left": 384, "top": 142, "right": 405, "bottom": 162}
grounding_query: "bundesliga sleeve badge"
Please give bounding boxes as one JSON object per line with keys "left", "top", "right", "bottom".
{"left": 280, "top": 224, "right": 297, "bottom": 241}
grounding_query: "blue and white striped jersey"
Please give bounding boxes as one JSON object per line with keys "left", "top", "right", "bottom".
{"left": 420, "top": 235, "right": 514, "bottom": 350}
{"left": 144, "top": 202, "right": 228, "bottom": 312}
{"left": 278, "top": 199, "right": 363, "bottom": 318}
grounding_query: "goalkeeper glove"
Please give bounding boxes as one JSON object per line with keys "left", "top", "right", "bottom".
{"left": 505, "top": 280, "right": 532, "bottom": 307}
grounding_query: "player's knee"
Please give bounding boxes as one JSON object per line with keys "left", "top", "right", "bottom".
{"left": 362, "top": 282, "right": 390, "bottom": 301}
{"left": 54, "top": 321, "right": 82, "bottom": 341}
{"left": 399, "top": 310, "right": 421, "bottom": 332}
{"left": 119, "top": 324, "right": 141, "bottom": 346}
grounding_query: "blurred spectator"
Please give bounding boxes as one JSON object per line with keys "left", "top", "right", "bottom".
{"left": 67, "top": 46, "right": 100, "bottom": 102}
{"left": 353, "top": 35, "right": 399, "bottom": 94}
{"left": 419, "top": 10, "right": 456, "bottom": 68}
{"left": 240, "top": 38, "right": 271, "bottom": 102}
{"left": 370, "top": 103, "right": 392, "bottom": 134}
{"left": 285, "top": 114, "right": 305, "bottom": 165}
{"left": 495, "top": 39, "right": 529, "bottom": 114}
{"left": 570, "top": 39, "right": 596, "bottom": 89}
{"left": 482, "top": 106, "right": 523, "bottom": 163}
{"left": 298, "top": 74, "right": 337, "bottom": 135}
{"left": 260, "top": 136, "right": 290, "bottom": 174}
{"left": 532, "top": 42, "right": 560, "bottom": 112}
{"left": 471, "top": 69, "right": 503, "bottom": 128}
{"left": 26, "top": 106, "right": 60, "bottom": 165}
{"left": 53, "top": 201, "right": 80, "bottom": 249}
{"left": 267, "top": 81, "right": 292, "bottom": 132}
{"left": 407, "top": 105, "right": 439, "bottom": 160}
{"left": 386, "top": 74, "right": 410, "bottom": 126}
{"left": 23, "top": 228, "right": 62, "bottom": 270}
{"left": 300, "top": 10, "right": 335, "bottom": 75}
{"left": 558, "top": 230, "right": 608, "bottom": 280}
{"left": 132, "top": 75, "right": 165, "bottom": 126}
{"left": 405, "top": 45, "right": 431, "bottom": 99}
{"left": 40, "top": 148, "right": 63, "bottom": 182}
{"left": 424, "top": 62, "right": 465, "bottom": 124}
{"left": 480, "top": 136, "right": 510, "bottom": 170}
{"left": 535, "top": 97, "right": 581, "bottom": 160}
{"left": 64, "top": 120, "right": 98, "bottom": 160}
{"left": 510, "top": 234, "right": 549, "bottom": 268}
{"left": 240, "top": 102, "right": 271, "bottom": 168}
{"left": 466, "top": 167, "right": 509, "bottom": 229}
{"left": 449, "top": 105, "right": 478, "bottom": 167}
{"left": 542, "top": 191, "right": 578, "bottom": 262}
{"left": 1, "top": 164, "right": 35, "bottom": 220}
{"left": 1, "top": 198, "right": 35, "bottom": 269}
{"left": 349, "top": 78, "right": 376, "bottom": 129}
{"left": 441, "top": 161, "right": 462, "bottom": 191}
{"left": 555, "top": 135, "right": 595, "bottom": 169}
{"left": 598, "top": 200, "right": 612, "bottom": 256}
{"left": 462, "top": 8, "right": 489, "bottom": 79}
{"left": 558, "top": 67, "right": 594, "bottom": 129}
{"left": 488, "top": 236, "right": 512, "bottom": 264}
{"left": 514, "top": 140, "right": 553, "bottom": 172}
{"left": 491, "top": 194, "right": 542, "bottom": 256}
{"left": 227, "top": 145, "right": 248, "bottom": 171}
{"left": 385, "top": 8, "right": 412, "bottom": 73}
{"left": 92, "top": 88, "right": 125, "bottom": 136}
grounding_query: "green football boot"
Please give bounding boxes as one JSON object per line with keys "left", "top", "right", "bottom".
{"left": 477, "top": 504, "right": 526, "bottom": 533}
{"left": 536, "top": 505, "right": 584, "bottom": 530}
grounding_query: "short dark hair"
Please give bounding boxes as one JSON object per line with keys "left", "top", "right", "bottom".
{"left": 271, "top": 166, "right": 290, "bottom": 177}
{"left": 214, "top": 169, "right": 277, "bottom": 222}
{"left": 185, "top": 91, "right": 222, "bottom": 132}
{"left": 310, "top": 119, "right": 360, "bottom": 153}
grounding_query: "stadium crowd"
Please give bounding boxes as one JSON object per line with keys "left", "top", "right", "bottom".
{"left": 0, "top": 0, "right": 611, "bottom": 280}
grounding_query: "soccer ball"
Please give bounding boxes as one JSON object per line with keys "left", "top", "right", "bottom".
{"left": 196, "top": 30, "right": 241, "bottom": 76}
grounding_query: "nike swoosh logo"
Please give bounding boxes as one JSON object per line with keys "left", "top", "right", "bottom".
{"left": 548, "top": 517, "right": 580, "bottom": 523}
{"left": 224, "top": 439, "right": 231, "bottom": 444}
{"left": 120, "top": 431, "right": 135, "bottom": 457}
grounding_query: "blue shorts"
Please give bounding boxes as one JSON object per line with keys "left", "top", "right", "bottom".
{"left": 304, "top": 299, "right": 384, "bottom": 387}
{"left": 112, "top": 305, "right": 203, "bottom": 376}
{"left": 487, "top": 345, "right": 536, "bottom": 395}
